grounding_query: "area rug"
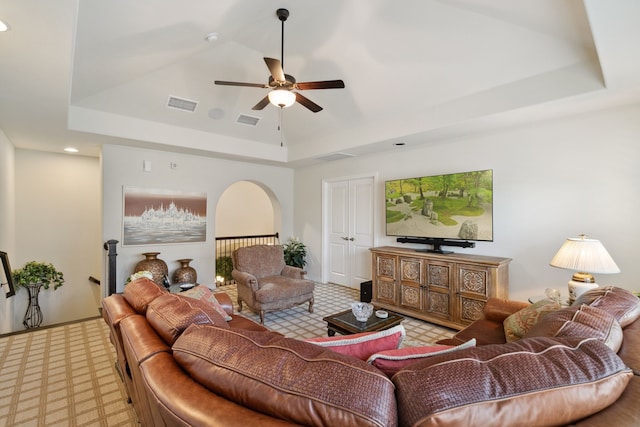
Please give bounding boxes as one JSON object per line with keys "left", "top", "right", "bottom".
{"left": 219, "top": 281, "right": 456, "bottom": 344}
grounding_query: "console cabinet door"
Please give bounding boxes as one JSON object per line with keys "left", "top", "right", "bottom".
{"left": 374, "top": 253, "right": 397, "bottom": 305}
{"left": 399, "top": 257, "right": 423, "bottom": 311}
{"left": 456, "top": 264, "right": 492, "bottom": 326}
{"left": 425, "top": 261, "right": 454, "bottom": 322}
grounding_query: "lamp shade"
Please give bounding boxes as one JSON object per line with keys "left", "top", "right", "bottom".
{"left": 549, "top": 236, "right": 620, "bottom": 274}
{"left": 268, "top": 89, "right": 296, "bottom": 108}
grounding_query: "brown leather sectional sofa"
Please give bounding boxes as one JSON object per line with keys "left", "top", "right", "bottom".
{"left": 102, "top": 278, "right": 640, "bottom": 427}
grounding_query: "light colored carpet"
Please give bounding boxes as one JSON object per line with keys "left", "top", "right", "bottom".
{"left": 0, "top": 282, "right": 455, "bottom": 426}
{"left": 219, "top": 282, "right": 456, "bottom": 345}
{"left": 0, "top": 318, "right": 137, "bottom": 427}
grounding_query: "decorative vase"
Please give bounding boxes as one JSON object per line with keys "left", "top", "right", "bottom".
{"left": 173, "top": 259, "right": 197, "bottom": 284}
{"left": 134, "top": 252, "right": 168, "bottom": 286}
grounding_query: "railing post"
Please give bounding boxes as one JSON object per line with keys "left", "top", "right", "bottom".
{"left": 104, "top": 239, "right": 119, "bottom": 295}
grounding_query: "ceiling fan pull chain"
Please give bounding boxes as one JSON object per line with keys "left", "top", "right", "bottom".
{"left": 279, "top": 108, "right": 284, "bottom": 147}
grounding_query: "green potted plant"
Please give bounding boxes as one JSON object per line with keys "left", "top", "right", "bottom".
{"left": 13, "top": 261, "right": 65, "bottom": 291}
{"left": 283, "top": 237, "right": 307, "bottom": 268}
{"left": 13, "top": 261, "right": 65, "bottom": 329}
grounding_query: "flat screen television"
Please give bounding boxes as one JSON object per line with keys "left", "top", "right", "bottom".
{"left": 385, "top": 169, "right": 493, "bottom": 253}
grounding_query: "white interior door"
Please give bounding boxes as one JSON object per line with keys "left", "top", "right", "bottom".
{"left": 325, "top": 176, "right": 375, "bottom": 289}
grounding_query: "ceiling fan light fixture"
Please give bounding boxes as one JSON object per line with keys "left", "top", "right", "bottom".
{"left": 268, "top": 89, "right": 295, "bottom": 108}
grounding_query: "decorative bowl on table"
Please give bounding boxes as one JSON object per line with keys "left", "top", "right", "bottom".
{"left": 351, "top": 302, "right": 374, "bottom": 322}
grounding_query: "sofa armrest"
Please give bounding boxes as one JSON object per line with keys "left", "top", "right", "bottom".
{"left": 483, "top": 298, "right": 530, "bottom": 323}
{"left": 212, "top": 292, "right": 234, "bottom": 315}
{"left": 281, "top": 265, "right": 306, "bottom": 279}
{"left": 232, "top": 269, "right": 259, "bottom": 291}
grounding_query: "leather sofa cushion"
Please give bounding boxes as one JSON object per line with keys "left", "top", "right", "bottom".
{"left": 146, "top": 293, "right": 229, "bottom": 345}
{"left": 173, "top": 324, "right": 397, "bottom": 427}
{"left": 393, "top": 336, "right": 632, "bottom": 427}
{"left": 573, "top": 286, "right": 640, "bottom": 327}
{"left": 305, "top": 324, "right": 405, "bottom": 360}
{"left": 524, "top": 304, "right": 623, "bottom": 352}
{"left": 123, "top": 277, "right": 167, "bottom": 314}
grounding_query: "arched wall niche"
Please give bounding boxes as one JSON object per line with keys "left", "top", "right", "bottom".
{"left": 215, "top": 180, "right": 281, "bottom": 239}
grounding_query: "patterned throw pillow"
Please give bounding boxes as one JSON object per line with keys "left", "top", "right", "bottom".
{"left": 181, "top": 285, "right": 232, "bottom": 321}
{"left": 305, "top": 325, "right": 405, "bottom": 360}
{"left": 503, "top": 299, "right": 560, "bottom": 342}
{"left": 366, "top": 338, "right": 476, "bottom": 377}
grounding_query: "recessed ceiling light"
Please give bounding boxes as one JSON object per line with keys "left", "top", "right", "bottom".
{"left": 0, "top": 19, "right": 9, "bottom": 32}
{"left": 64, "top": 147, "right": 79, "bottom": 153}
{"left": 205, "top": 32, "right": 218, "bottom": 42}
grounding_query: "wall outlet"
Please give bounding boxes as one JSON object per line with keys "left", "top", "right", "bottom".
{"left": 170, "top": 162, "right": 177, "bottom": 169}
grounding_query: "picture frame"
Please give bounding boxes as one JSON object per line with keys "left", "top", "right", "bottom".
{"left": 1, "top": 251, "right": 16, "bottom": 298}
{"left": 122, "top": 187, "right": 207, "bottom": 246}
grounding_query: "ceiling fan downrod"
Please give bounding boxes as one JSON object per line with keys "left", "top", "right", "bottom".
{"left": 276, "top": 8, "right": 289, "bottom": 74}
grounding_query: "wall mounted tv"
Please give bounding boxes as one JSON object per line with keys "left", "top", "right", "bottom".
{"left": 385, "top": 169, "right": 493, "bottom": 253}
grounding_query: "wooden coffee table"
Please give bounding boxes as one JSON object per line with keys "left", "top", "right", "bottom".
{"left": 323, "top": 308, "right": 404, "bottom": 336}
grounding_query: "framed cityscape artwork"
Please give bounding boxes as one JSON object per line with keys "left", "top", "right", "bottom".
{"left": 123, "top": 187, "right": 207, "bottom": 245}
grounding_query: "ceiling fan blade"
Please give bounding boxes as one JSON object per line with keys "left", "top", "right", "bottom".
{"left": 264, "top": 58, "right": 286, "bottom": 83}
{"left": 214, "top": 80, "right": 268, "bottom": 88}
{"left": 295, "top": 92, "right": 323, "bottom": 113}
{"left": 295, "top": 80, "right": 345, "bottom": 90}
{"left": 252, "top": 96, "right": 271, "bottom": 110}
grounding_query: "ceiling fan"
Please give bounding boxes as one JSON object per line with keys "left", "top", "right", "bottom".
{"left": 214, "top": 8, "right": 345, "bottom": 113}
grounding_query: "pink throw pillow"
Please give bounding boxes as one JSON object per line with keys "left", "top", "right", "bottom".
{"left": 305, "top": 325, "right": 405, "bottom": 360}
{"left": 367, "top": 339, "right": 476, "bottom": 377}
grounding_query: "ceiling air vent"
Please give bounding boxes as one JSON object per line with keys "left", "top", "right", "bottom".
{"left": 316, "top": 152, "right": 356, "bottom": 162}
{"left": 167, "top": 96, "right": 198, "bottom": 112}
{"left": 236, "top": 114, "right": 260, "bottom": 127}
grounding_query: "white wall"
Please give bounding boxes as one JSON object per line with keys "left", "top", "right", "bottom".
{"left": 102, "top": 145, "right": 294, "bottom": 292}
{"left": 0, "top": 129, "right": 16, "bottom": 333}
{"left": 293, "top": 104, "right": 640, "bottom": 302}
{"left": 13, "top": 150, "right": 102, "bottom": 330}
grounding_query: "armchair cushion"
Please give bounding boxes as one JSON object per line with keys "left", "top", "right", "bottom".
{"left": 233, "top": 245, "right": 286, "bottom": 278}
{"left": 254, "top": 276, "right": 315, "bottom": 304}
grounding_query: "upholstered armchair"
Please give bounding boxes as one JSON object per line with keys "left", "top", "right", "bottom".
{"left": 231, "top": 245, "right": 315, "bottom": 324}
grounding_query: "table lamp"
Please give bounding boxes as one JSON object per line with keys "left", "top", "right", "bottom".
{"left": 549, "top": 234, "right": 620, "bottom": 303}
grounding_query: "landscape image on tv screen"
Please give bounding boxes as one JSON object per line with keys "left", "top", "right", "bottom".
{"left": 385, "top": 169, "right": 493, "bottom": 241}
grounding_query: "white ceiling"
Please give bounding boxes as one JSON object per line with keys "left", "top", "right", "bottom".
{"left": 1, "top": 0, "right": 640, "bottom": 166}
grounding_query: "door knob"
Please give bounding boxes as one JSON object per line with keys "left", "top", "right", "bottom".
{"left": 349, "top": 237, "right": 355, "bottom": 241}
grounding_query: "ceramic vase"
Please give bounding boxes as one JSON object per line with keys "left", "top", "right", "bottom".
{"left": 173, "top": 258, "right": 197, "bottom": 284}
{"left": 134, "top": 252, "right": 168, "bottom": 286}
